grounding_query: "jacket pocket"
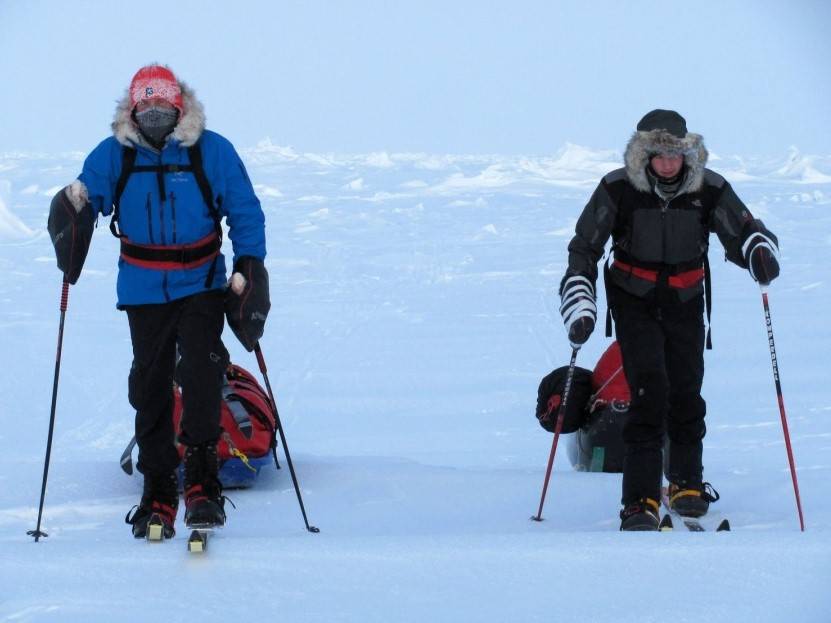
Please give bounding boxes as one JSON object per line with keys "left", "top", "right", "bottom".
{"left": 663, "top": 209, "right": 706, "bottom": 264}
{"left": 629, "top": 209, "right": 664, "bottom": 263}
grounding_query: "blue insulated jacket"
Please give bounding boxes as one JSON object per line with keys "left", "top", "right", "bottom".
{"left": 78, "top": 88, "right": 265, "bottom": 308}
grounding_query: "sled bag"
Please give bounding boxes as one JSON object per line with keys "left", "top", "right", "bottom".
{"left": 172, "top": 363, "right": 277, "bottom": 462}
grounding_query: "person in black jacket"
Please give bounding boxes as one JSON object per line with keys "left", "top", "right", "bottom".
{"left": 559, "top": 109, "right": 780, "bottom": 530}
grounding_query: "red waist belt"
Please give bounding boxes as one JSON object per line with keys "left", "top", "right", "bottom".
{"left": 613, "top": 260, "right": 704, "bottom": 289}
{"left": 120, "top": 232, "right": 220, "bottom": 270}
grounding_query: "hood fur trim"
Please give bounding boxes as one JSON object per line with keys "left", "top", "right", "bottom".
{"left": 624, "top": 129, "right": 708, "bottom": 194}
{"left": 112, "top": 80, "right": 205, "bottom": 148}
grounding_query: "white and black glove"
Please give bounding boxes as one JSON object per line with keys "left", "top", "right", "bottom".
{"left": 559, "top": 274, "right": 596, "bottom": 347}
{"left": 742, "top": 228, "right": 780, "bottom": 286}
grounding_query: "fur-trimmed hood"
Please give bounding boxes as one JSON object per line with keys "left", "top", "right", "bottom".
{"left": 624, "top": 129, "right": 708, "bottom": 194}
{"left": 111, "top": 80, "right": 205, "bottom": 149}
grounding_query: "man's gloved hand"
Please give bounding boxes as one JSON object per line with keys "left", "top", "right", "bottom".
{"left": 225, "top": 256, "right": 270, "bottom": 351}
{"left": 559, "top": 274, "right": 596, "bottom": 347}
{"left": 47, "top": 182, "right": 94, "bottom": 284}
{"left": 742, "top": 230, "right": 780, "bottom": 286}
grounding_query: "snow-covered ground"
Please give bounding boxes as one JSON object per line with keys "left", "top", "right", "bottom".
{"left": 0, "top": 143, "right": 829, "bottom": 622}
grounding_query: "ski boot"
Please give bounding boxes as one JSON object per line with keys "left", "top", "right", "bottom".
{"left": 125, "top": 471, "right": 179, "bottom": 540}
{"left": 619, "top": 497, "right": 660, "bottom": 531}
{"left": 183, "top": 442, "right": 227, "bottom": 529}
{"left": 667, "top": 482, "right": 719, "bottom": 518}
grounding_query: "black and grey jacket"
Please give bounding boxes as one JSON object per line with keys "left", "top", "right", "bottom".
{"left": 564, "top": 127, "right": 776, "bottom": 303}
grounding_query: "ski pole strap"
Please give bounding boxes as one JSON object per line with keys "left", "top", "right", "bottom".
{"left": 119, "top": 232, "right": 221, "bottom": 270}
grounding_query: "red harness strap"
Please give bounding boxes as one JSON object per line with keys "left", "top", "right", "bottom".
{"left": 120, "top": 232, "right": 220, "bottom": 271}
{"left": 613, "top": 260, "right": 704, "bottom": 289}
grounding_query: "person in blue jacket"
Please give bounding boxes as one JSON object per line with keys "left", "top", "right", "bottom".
{"left": 47, "top": 64, "right": 270, "bottom": 540}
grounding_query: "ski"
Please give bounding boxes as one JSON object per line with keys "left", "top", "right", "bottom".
{"left": 661, "top": 487, "right": 731, "bottom": 532}
{"left": 680, "top": 517, "right": 706, "bottom": 532}
{"left": 185, "top": 520, "right": 222, "bottom": 553}
{"left": 142, "top": 512, "right": 178, "bottom": 542}
{"left": 145, "top": 513, "right": 166, "bottom": 542}
{"left": 187, "top": 529, "right": 210, "bottom": 553}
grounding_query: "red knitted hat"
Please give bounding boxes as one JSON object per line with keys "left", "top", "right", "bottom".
{"left": 129, "top": 65, "right": 183, "bottom": 112}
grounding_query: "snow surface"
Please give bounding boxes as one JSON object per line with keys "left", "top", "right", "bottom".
{"left": 0, "top": 145, "right": 829, "bottom": 622}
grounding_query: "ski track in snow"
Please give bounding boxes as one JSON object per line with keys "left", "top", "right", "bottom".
{"left": 0, "top": 145, "right": 830, "bottom": 622}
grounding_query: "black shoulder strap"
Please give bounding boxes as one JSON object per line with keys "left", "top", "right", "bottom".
{"left": 187, "top": 144, "right": 221, "bottom": 224}
{"left": 187, "top": 143, "right": 223, "bottom": 287}
{"left": 603, "top": 247, "right": 615, "bottom": 338}
{"left": 704, "top": 254, "right": 712, "bottom": 350}
{"left": 110, "top": 147, "right": 137, "bottom": 238}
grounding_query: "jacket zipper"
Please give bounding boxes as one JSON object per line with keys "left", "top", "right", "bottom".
{"left": 145, "top": 193, "right": 155, "bottom": 243}
{"left": 160, "top": 196, "right": 170, "bottom": 300}
{"left": 158, "top": 163, "right": 169, "bottom": 301}
{"left": 170, "top": 192, "right": 177, "bottom": 243}
{"left": 159, "top": 192, "right": 166, "bottom": 245}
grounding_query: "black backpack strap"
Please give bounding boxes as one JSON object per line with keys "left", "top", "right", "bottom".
{"left": 110, "top": 147, "right": 137, "bottom": 238}
{"left": 704, "top": 254, "right": 712, "bottom": 350}
{"left": 187, "top": 144, "right": 220, "bottom": 223}
{"left": 187, "top": 143, "right": 223, "bottom": 287}
{"left": 603, "top": 252, "right": 614, "bottom": 338}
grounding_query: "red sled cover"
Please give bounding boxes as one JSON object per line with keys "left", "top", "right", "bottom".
{"left": 172, "top": 364, "right": 277, "bottom": 462}
{"left": 590, "top": 341, "right": 630, "bottom": 410}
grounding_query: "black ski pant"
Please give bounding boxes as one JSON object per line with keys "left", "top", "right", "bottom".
{"left": 610, "top": 285, "right": 706, "bottom": 506}
{"left": 125, "top": 290, "right": 228, "bottom": 478}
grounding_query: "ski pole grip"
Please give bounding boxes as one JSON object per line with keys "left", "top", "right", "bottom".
{"left": 60, "top": 278, "right": 69, "bottom": 313}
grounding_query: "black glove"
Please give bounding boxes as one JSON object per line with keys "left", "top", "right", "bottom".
{"left": 535, "top": 365, "right": 593, "bottom": 434}
{"left": 225, "top": 256, "right": 270, "bottom": 351}
{"left": 742, "top": 226, "right": 780, "bottom": 286}
{"left": 559, "top": 274, "right": 596, "bottom": 346}
{"left": 47, "top": 186, "right": 94, "bottom": 284}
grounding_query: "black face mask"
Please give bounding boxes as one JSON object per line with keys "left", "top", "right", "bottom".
{"left": 135, "top": 106, "right": 179, "bottom": 146}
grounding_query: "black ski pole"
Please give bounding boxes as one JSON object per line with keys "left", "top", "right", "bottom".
{"left": 760, "top": 286, "right": 805, "bottom": 531}
{"left": 28, "top": 278, "right": 70, "bottom": 542}
{"left": 532, "top": 346, "right": 579, "bottom": 522}
{"left": 254, "top": 343, "right": 319, "bottom": 533}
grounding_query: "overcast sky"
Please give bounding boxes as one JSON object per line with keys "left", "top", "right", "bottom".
{"left": 1, "top": 0, "right": 829, "bottom": 156}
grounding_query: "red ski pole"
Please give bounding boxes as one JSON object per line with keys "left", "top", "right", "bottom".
{"left": 760, "top": 286, "right": 805, "bottom": 531}
{"left": 532, "top": 346, "right": 579, "bottom": 522}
